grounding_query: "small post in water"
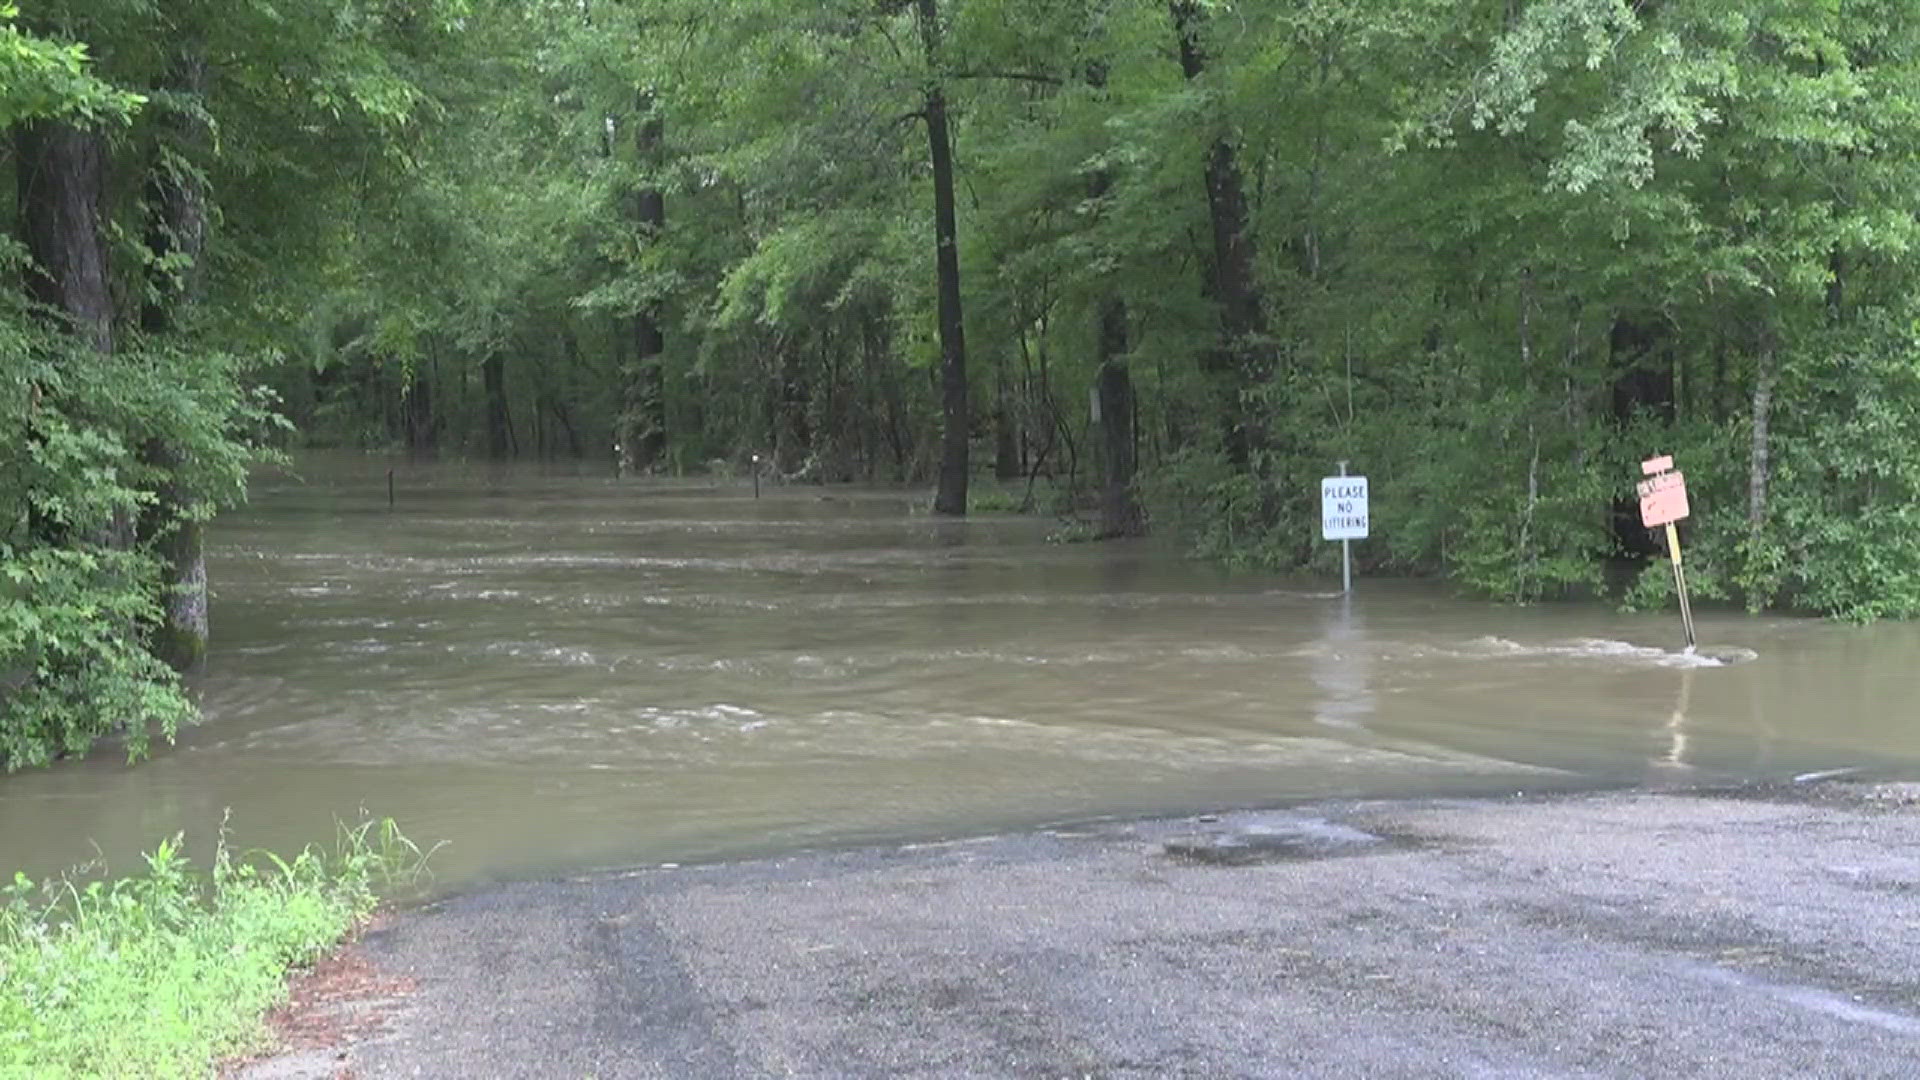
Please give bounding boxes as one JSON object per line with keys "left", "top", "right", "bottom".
{"left": 387, "top": 468, "right": 394, "bottom": 509}
{"left": 751, "top": 453, "right": 761, "bottom": 499}
{"left": 1637, "top": 455, "right": 1696, "bottom": 650}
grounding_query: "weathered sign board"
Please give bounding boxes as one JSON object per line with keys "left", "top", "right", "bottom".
{"left": 1639, "top": 455, "right": 1696, "bottom": 649}
{"left": 1637, "top": 469, "right": 1689, "bottom": 528}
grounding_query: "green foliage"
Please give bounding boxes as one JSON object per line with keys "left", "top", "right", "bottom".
{"left": 1616, "top": 306, "right": 1920, "bottom": 621}
{"left": 1141, "top": 447, "right": 1286, "bottom": 570}
{"left": 15, "top": 0, "right": 1917, "bottom": 636}
{"left": 0, "top": 815, "right": 432, "bottom": 1078}
{"left": 0, "top": 0, "right": 410, "bottom": 767}
{"left": 0, "top": 247, "right": 283, "bottom": 768}
{"left": 0, "top": 4, "right": 144, "bottom": 127}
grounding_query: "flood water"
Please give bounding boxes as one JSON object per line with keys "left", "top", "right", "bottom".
{"left": 4, "top": 455, "right": 1917, "bottom": 890}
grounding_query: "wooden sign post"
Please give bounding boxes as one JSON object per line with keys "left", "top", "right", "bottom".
{"left": 1638, "top": 455, "right": 1695, "bottom": 649}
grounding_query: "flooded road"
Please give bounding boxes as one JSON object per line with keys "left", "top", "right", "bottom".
{"left": 3, "top": 455, "right": 1916, "bottom": 889}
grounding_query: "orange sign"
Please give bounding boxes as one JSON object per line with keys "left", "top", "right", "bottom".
{"left": 1637, "top": 470, "right": 1689, "bottom": 528}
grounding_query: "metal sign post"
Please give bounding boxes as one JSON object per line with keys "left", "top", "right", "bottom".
{"left": 1320, "top": 462, "right": 1369, "bottom": 595}
{"left": 1339, "top": 461, "right": 1350, "bottom": 596}
{"left": 1638, "top": 455, "right": 1696, "bottom": 650}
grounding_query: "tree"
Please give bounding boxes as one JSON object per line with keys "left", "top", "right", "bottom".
{"left": 1, "top": 0, "right": 451, "bottom": 767}
{"left": 916, "top": 0, "right": 972, "bottom": 515}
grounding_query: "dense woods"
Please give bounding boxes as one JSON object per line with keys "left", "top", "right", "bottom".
{"left": 7, "top": 0, "right": 1920, "bottom": 766}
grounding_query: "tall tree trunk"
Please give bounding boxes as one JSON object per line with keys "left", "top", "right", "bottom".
{"left": 1086, "top": 60, "right": 1143, "bottom": 537}
{"left": 1171, "top": 1, "right": 1270, "bottom": 468}
{"left": 14, "top": 115, "right": 118, "bottom": 722}
{"left": 624, "top": 96, "right": 667, "bottom": 473}
{"left": 1748, "top": 343, "right": 1775, "bottom": 533}
{"left": 1608, "top": 313, "right": 1677, "bottom": 555}
{"left": 484, "top": 353, "right": 511, "bottom": 458}
{"left": 17, "top": 122, "right": 114, "bottom": 353}
{"left": 917, "top": 0, "right": 970, "bottom": 516}
{"left": 774, "top": 339, "right": 811, "bottom": 475}
{"left": 137, "top": 56, "right": 214, "bottom": 671}
{"left": 1096, "top": 301, "right": 1142, "bottom": 538}
{"left": 139, "top": 64, "right": 209, "bottom": 336}
{"left": 19, "top": 120, "right": 128, "bottom": 548}
{"left": 16, "top": 119, "right": 137, "bottom": 700}
{"left": 405, "top": 365, "right": 436, "bottom": 453}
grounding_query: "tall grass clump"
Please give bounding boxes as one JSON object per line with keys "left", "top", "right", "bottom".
{"left": 0, "top": 815, "right": 431, "bottom": 1079}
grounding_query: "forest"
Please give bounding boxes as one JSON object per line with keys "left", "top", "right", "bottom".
{"left": 5, "top": 0, "right": 1920, "bottom": 767}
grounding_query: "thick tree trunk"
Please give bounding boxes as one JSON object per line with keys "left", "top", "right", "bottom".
{"left": 624, "top": 97, "right": 668, "bottom": 473}
{"left": 141, "top": 440, "right": 208, "bottom": 668}
{"left": 774, "top": 340, "right": 810, "bottom": 476}
{"left": 1200, "top": 139, "right": 1266, "bottom": 353}
{"left": 918, "top": 0, "right": 970, "bottom": 516}
{"left": 17, "top": 122, "right": 114, "bottom": 353}
{"left": 1096, "top": 300, "right": 1144, "bottom": 538}
{"left": 1608, "top": 313, "right": 1677, "bottom": 555}
{"left": 140, "top": 63, "right": 208, "bottom": 333}
{"left": 19, "top": 120, "right": 131, "bottom": 548}
{"left": 17, "top": 119, "right": 143, "bottom": 695}
{"left": 1085, "top": 60, "right": 1144, "bottom": 537}
{"left": 1170, "top": 1, "right": 1269, "bottom": 467}
{"left": 1609, "top": 315, "right": 1676, "bottom": 424}
{"left": 405, "top": 363, "right": 436, "bottom": 454}
{"left": 484, "top": 353, "right": 511, "bottom": 458}
{"left": 138, "top": 57, "right": 214, "bottom": 671}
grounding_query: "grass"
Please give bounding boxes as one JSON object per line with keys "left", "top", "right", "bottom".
{"left": 0, "top": 814, "right": 432, "bottom": 1079}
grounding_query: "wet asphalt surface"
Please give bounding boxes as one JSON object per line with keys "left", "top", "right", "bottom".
{"left": 248, "top": 783, "right": 1920, "bottom": 1078}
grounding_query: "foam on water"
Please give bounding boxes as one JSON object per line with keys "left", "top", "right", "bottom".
{"left": 1463, "top": 636, "right": 1750, "bottom": 669}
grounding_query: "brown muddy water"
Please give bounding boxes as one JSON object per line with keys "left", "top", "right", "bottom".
{"left": 3, "top": 455, "right": 1916, "bottom": 890}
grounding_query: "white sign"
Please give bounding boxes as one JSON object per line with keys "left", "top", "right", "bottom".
{"left": 1322, "top": 476, "right": 1369, "bottom": 540}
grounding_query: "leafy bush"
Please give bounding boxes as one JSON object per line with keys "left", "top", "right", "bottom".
{"left": 1140, "top": 446, "right": 1295, "bottom": 570}
{"left": 0, "top": 251, "right": 283, "bottom": 768}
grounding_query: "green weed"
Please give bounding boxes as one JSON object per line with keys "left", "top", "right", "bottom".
{"left": 0, "top": 813, "right": 433, "bottom": 1079}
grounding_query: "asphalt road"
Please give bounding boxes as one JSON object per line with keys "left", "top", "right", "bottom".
{"left": 245, "top": 782, "right": 1920, "bottom": 1078}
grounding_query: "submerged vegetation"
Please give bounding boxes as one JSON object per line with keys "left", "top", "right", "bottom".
{"left": 7, "top": 0, "right": 1920, "bottom": 761}
{"left": 0, "top": 816, "right": 431, "bottom": 1079}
